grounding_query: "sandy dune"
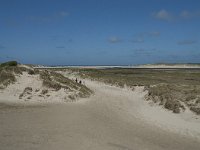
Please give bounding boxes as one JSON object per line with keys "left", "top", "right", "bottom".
{"left": 0, "top": 72, "right": 81, "bottom": 104}
{"left": 0, "top": 78, "right": 200, "bottom": 150}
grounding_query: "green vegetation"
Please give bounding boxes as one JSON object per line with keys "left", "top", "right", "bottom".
{"left": 67, "top": 68, "right": 200, "bottom": 114}
{"left": 0, "top": 61, "right": 18, "bottom": 67}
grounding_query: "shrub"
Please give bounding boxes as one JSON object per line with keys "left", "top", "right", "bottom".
{"left": 164, "top": 99, "right": 181, "bottom": 113}
{"left": 28, "top": 70, "right": 35, "bottom": 75}
{"left": 185, "top": 94, "right": 196, "bottom": 101}
{"left": 41, "top": 89, "right": 48, "bottom": 95}
{"left": 68, "top": 95, "right": 76, "bottom": 100}
{"left": 190, "top": 107, "right": 200, "bottom": 115}
{"left": 0, "top": 61, "right": 18, "bottom": 67}
{"left": 196, "top": 98, "right": 200, "bottom": 104}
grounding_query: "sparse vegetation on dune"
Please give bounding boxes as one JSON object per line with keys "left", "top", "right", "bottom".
{"left": 0, "top": 70, "right": 16, "bottom": 88}
{"left": 66, "top": 68, "right": 200, "bottom": 114}
{"left": 39, "top": 70, "right": 93, "bottom": 98}
{"left": 0, "top": 61, "right": 93, "bottom": 101}
{"left": 145, "top": 84, "right": 200, "bottom": 114}
{"left": 0, "top": 61, "right": 37, "bottom": 88}
{"left": 0, "top": 61, "right": 26, "bottom": 88}
{"left": 67, "top": 68, "right": 200, "bottom": 86}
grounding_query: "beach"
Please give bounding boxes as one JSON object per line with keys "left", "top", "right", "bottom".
{"left": 1, "top": 78, "right": 200, "bottom": 150}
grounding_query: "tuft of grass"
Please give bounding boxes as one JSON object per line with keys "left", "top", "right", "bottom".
{"left": 28, "top": 70, "right": 35, "bottom": 75}
{"left": 0, "top": 70, "right": 16, "bottom": 87}
{"left": 19, "top": 87, "right": 32, "bottom": 99}
{"left": 164, "top": 99, "right": 182, "bottom": 113}
{"left": 39, "top": 71, "right": 61, "bottom": 91}
{"left": 68, "top": 95, "right": 76, "bottom": 100}
{"left": 41, "top": 89, "right": 48, "bottom": 95}
{"left": 190, "top": 107, "right": 200, "bottom": 115}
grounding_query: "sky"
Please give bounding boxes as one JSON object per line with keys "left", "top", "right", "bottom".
{"left": 0, "top": 0, "right": 200, "bottom": 65}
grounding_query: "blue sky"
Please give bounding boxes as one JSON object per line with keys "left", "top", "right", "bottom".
{"left": 0, "top": 0, "right": 200, "bottom": 65}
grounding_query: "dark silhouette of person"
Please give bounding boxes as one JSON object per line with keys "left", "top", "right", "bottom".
{"left": 79, "top": 80, "right": 82, "bottom": 84}
{"left": 75, "top": 78, "right": 78, "bottom": 83}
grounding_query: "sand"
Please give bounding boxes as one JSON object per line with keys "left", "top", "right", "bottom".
{"left": 0, "top": 75, "right": 200, "bottom": 149}
{"left": 134, "top": 64, "right": 200, "bottom": 68}
{"left": 0, "top": 72, "right": 79, "bottom": 104}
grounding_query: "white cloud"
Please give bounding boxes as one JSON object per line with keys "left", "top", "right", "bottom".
{"left": 180, "top": 10, "right": 200, "bottom": 19}
{"left": 152, "top": 9, "right": 173, "bottom": 21}
{"left": 108, "top": 37, "right": 122, "bottom": 43}
{"left": 152, "top": 10, "right": 200, "bottom": 22}
{"left": 132, "top": 38, "right": 144, "bottom": 43}
{"left": 180, "top": 11, "right": 192, "bottom": 19}
{"left": 59, "top": 11, "right": 69, "bottom": 17}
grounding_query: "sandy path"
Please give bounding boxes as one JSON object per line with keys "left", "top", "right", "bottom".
{"left": 0, "top": 79, "right": 200, "bottom": 150}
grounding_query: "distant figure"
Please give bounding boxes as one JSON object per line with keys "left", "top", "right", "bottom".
{"left": 79, "top": 80, "right": 82, "bottom": 84}
{"left": 75, "top": 78, "right": 78, "bottom": 83}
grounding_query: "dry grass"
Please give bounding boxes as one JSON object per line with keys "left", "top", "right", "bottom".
{"left": 67, "top": 68, "right": 200, "bottom": 86}
{"left": 0, "top": 61, "right": 37, "bottom": 88}
{"left": 19, "top": 87, "right": 33, "bottom": 99}
{"left": 39, "top": 70, "right": 93, "bottom": 98}
{"left": 66, "top": 68, "right": 200, "bottom": 114}
{"left": 0, "top": 61, "right": 93, "bottom": 100}
{"left": 0, "top": 70, "right": 16, "bottom": 88}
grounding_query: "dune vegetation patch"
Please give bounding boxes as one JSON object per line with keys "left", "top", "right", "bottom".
{"left": 0, "top": 61, "right": 33, "bottom": 88}
{"left": 0, "top": 61, "right": 93, "bottom": 102}
{"left": 144, "top": 84, "right": 200, "bottom": 114}
{"left": 66, "top": 68, "right": 200, "bottom": 114}
{"left": 39, "top": 70, "right": 93, "bottom": 98}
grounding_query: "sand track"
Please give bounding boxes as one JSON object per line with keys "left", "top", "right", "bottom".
{"left": 0, "top": 79, "right": 200, "bottom": 150}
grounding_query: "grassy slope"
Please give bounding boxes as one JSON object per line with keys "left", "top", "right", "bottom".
{"left": 68, "top": 68, "right": 200, "bottom": 114}
{"left": 0, "top": 62, "right": 93, "bottom": 99}
{"left": 39, "top": 70, "right": 93, "bottom": 98}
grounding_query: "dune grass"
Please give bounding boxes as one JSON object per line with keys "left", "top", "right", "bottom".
{"left": 0, "top": 61, "right": 93, "bottom": 100}
{"left": 66, "top": 68, "right": 200, "bottom": 114}
{"left": 39, "top": 70, "right": 93, "bottom": 98}
{"left": 0, "top": 61, "right": 36, "bottom": 88}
